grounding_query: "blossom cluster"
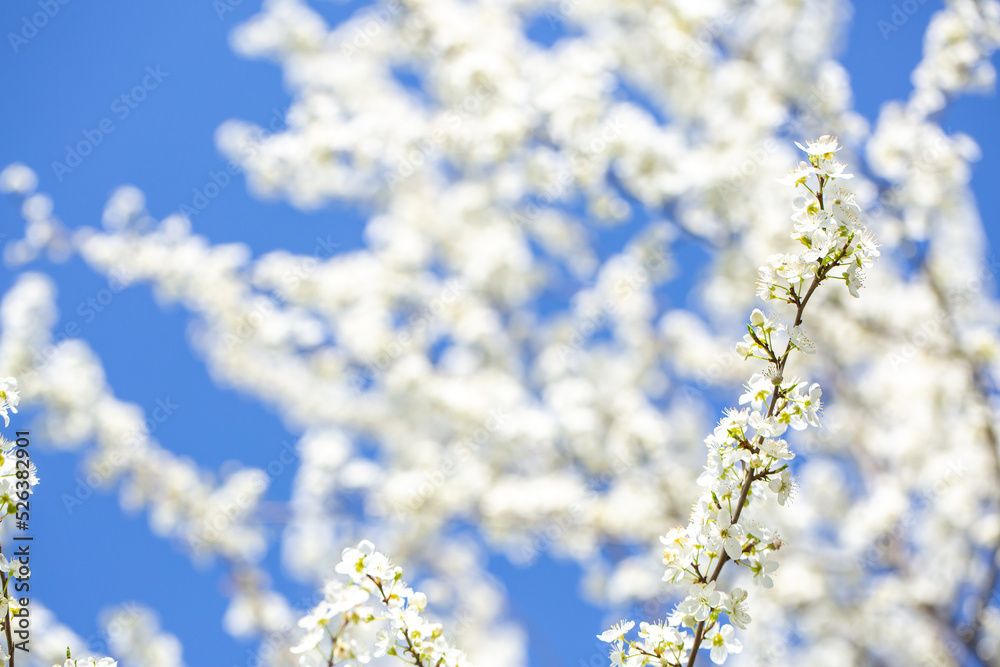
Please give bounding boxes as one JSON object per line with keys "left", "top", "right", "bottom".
{"left": 0, "top": 378, "right": 121, "bottom": 667}
{"left": 601, "top": 138, "right": 879, "bottom": 666}
{"left": 0, "top": 381, "right": 37, "bottom": 523}
{"left": 290, "top": 540, "right": 471, "bottom": 667}
{"left": 0, "top": 378, "right": 18, "bottom": 429}
{"left": 53, "top": 659, "right": 117, "bottom": 667}
{"left": 758, "top": 136, "right": 880, "bottom": 302}
{"left": 0, "top": 378, "right": 33, "bottom": 664}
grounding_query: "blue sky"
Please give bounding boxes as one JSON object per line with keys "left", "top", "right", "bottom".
{"left": 0, "top": 1, "right": 997, "bottom": 666}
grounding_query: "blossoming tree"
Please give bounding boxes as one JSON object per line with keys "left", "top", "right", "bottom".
{"left": 0, "top": 0, "right": 998, "bottom": 666}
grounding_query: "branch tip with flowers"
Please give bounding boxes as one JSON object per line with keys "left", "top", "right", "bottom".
{"left": 598, "top": 136, "right": 880, "bottom": 667}
{"left": 0, "top": 377, "right": 28, "bottom": 667}
{"left": 54, "top": 651, "right": 116, "bottom": 667}
{"left": 0, "top": 381, "right": 110, "bottom": 667}
{"left": 289, "top": 540, "right": 471, "bottom": 667}
{"left": 279, "top": 136, "right": 880, "bottom": 667}
{"left": 280, "top": 136, "right": 880, "bottom": 667}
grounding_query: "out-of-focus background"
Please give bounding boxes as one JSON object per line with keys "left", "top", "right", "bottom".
{"left": 0, "top": 1, "right": 998, "bottom": 666}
